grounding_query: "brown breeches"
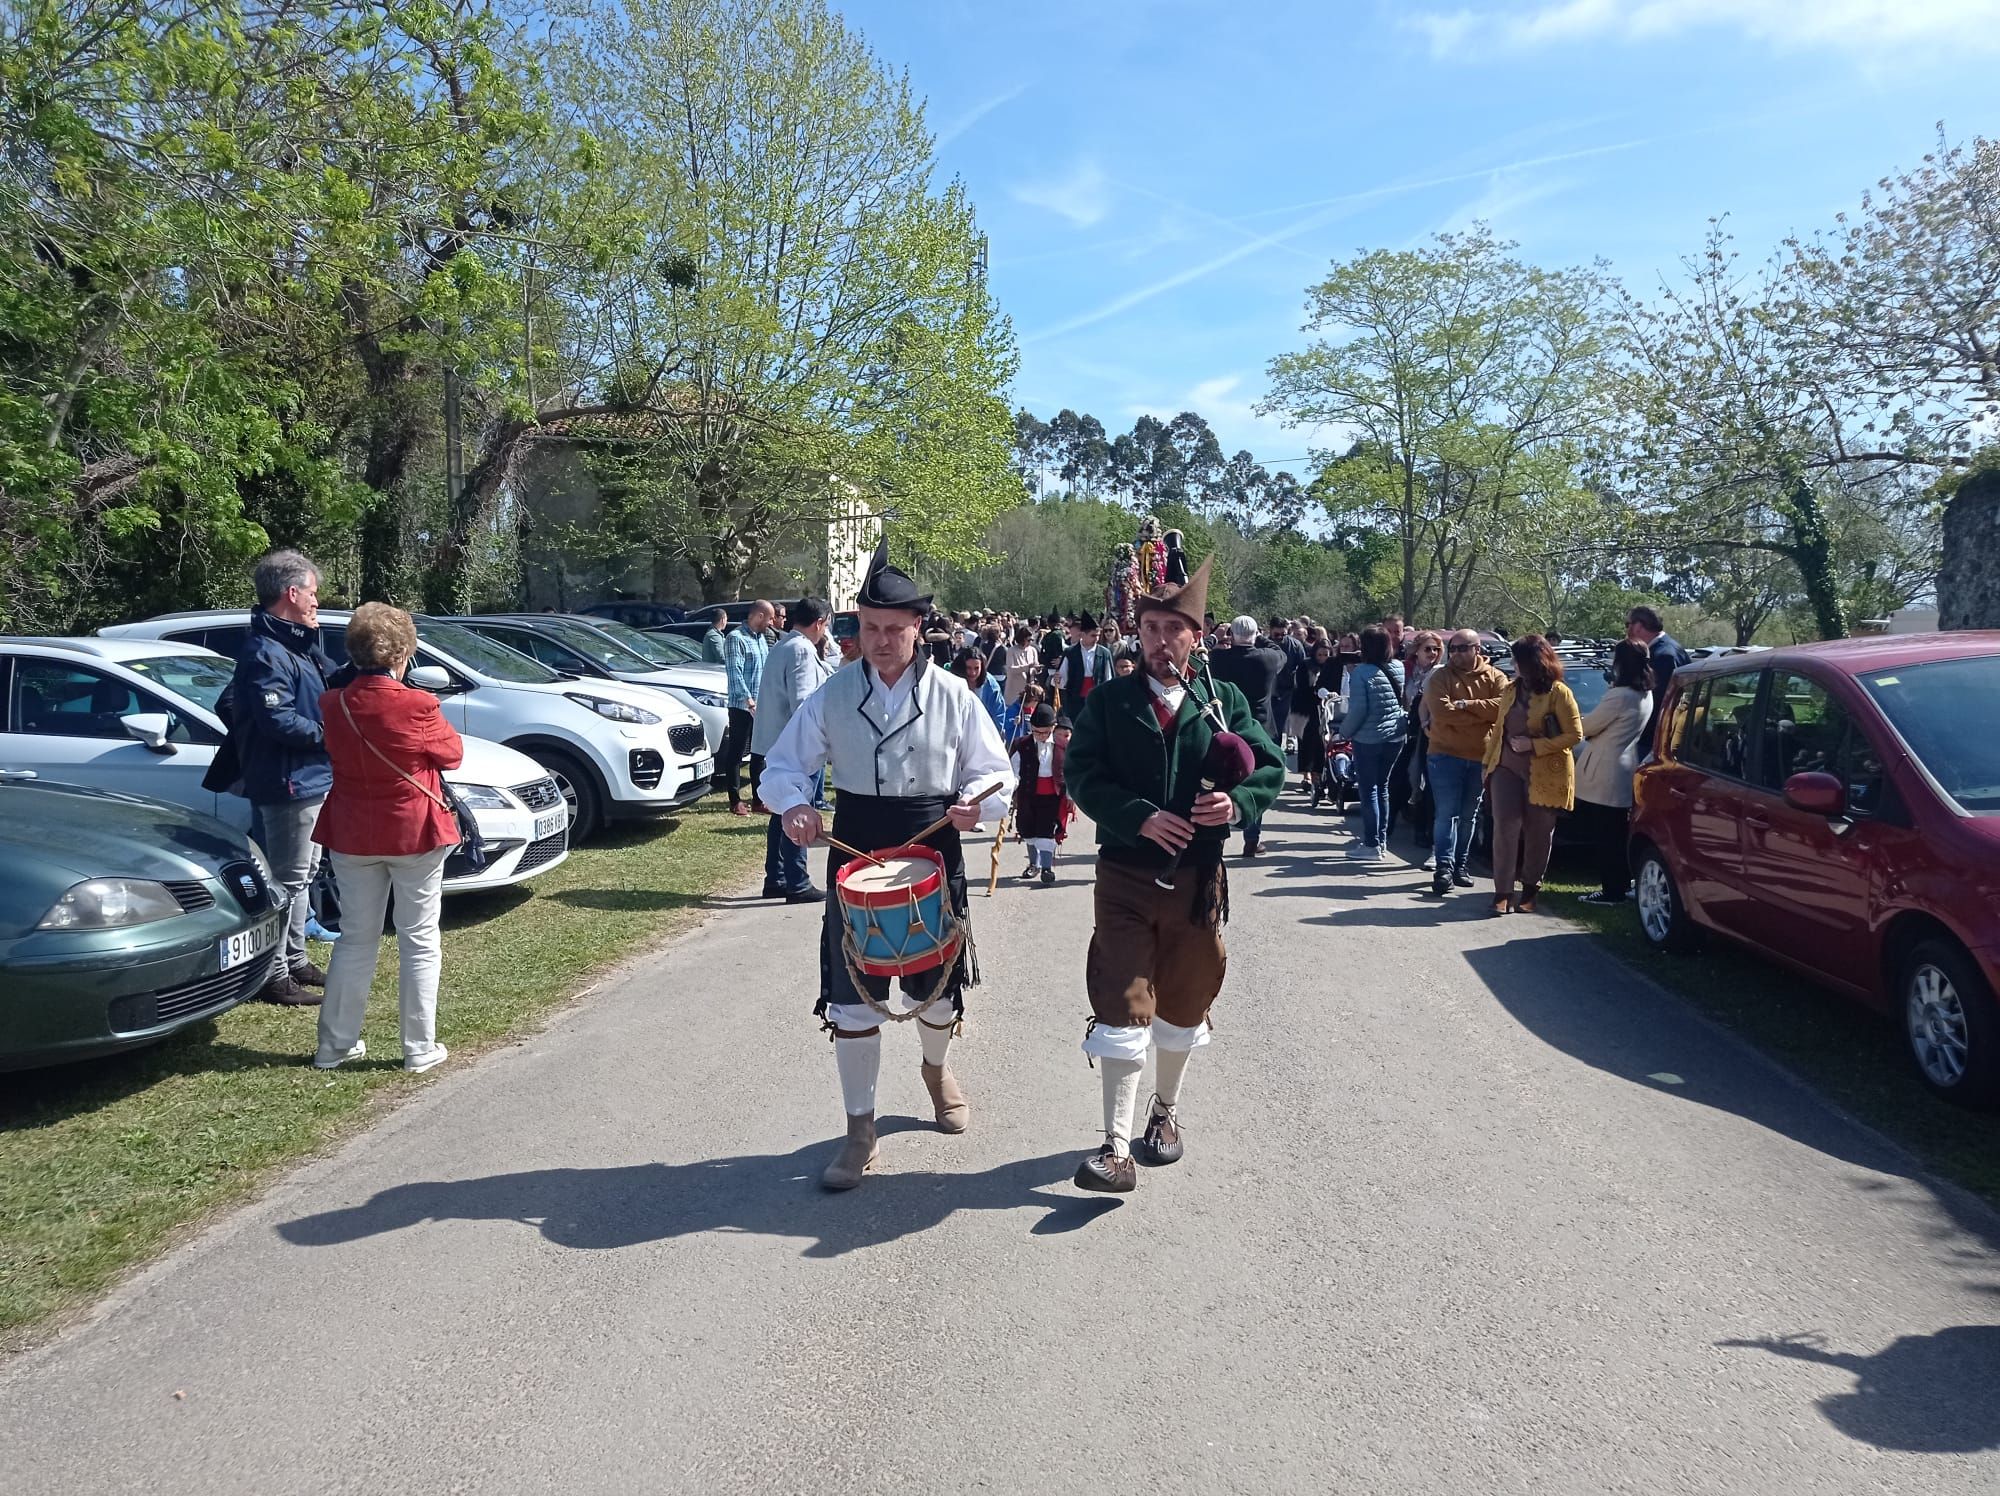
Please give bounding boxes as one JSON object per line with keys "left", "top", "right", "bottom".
{"left": 1085, "top": 858, "right": 1228, "bottom": 1029}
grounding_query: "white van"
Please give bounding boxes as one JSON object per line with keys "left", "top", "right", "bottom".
{"left": 98, "top": 611, "right": 713, "bottom": 840}
{"left": 0, "top": 637, "right": 568, "bottom": 893}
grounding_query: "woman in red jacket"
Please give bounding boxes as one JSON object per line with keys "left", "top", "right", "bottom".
{"left": 311, "top": 602, "right": 463, "bottom": 1073}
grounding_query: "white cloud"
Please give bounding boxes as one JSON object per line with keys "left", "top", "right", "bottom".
{"left": 1011, "top": 160, "right": 1113, "bottom": 228}
{"left": 933, "top": 83, "right": 1029, "bottom": 150}
{"left": 1125, "top": 375, "right": 1325, "bottom": 474}
{"left": 1411, "top": 0, "right": 2000, "bottom": 56}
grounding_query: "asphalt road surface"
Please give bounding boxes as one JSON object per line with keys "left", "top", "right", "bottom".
{"left": 7, "top": 799, "right": 2000, "bottom": 1494}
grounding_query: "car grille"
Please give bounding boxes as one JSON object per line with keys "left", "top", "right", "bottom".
{"left": 107, "top": 950, "right": 276, "bottom": 1034}
{"left": 218, "top": 859, "right": 274, "bottom": 913}
{"left": 515, "top": 828, "right": 568, "bottom": 874}
{"left": 629, "top": 748, "right": 665, "bottom": 790}
{"left": 513, "top": 776, "right": 563, "bottom": 813}
{"left": 162, "top": 880, "right": 216, "bottom": 913}
{"left": 668, "top": 723, "right": 706, "bottom": 756}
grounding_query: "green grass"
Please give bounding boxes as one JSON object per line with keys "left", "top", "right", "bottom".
{"left": 0, "top": 802, "right": 767, "bottom": 1348}
{"left": 1541, "top": 869, "right": 2000, "bottom": 1209}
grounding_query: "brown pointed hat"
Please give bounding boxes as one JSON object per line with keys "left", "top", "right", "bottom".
{"left": 1134, "top": 554, "right": 1211, "bottom": 630}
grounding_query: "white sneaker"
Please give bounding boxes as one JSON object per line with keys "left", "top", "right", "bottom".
{"left": 313, "top": 1040, "right": 365, "bottom": 1070}
{"left": 405, "top": 1043, "right": 449, "bottom": 1074}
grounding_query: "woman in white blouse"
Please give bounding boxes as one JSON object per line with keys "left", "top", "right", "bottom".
{"left": 1572, "top": 640, "right": 1656, "bottom": 907}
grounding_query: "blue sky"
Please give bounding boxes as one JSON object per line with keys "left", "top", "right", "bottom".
{"left": 840, "top": 0, "right": 2000, "bottom": 479}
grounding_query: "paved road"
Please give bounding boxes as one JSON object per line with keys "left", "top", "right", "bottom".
{"left": 7, "top": 799, "right": 2000, "bottom": 1493}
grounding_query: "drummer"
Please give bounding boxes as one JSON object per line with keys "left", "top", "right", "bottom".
{"left": 761, "top": 540, "right": 1014, "bottom": 1190}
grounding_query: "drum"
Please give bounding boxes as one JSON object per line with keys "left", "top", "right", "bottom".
{"left": 836, "top": 844, "right": 964, "bottom": 979}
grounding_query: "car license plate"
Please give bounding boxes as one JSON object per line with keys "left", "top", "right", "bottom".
{"left": 533, "top": 807, "right": 566, "bottom": 840}
{"left": 695, "top": 757, "right": 714, "bottom": 780}
{"left": 220, "top": 914, "right": 281, "bottom": 972}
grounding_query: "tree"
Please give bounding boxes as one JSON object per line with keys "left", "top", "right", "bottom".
{"left": 556, "top": 0, "right": 1019, "bottom": 602}
{"left": 1263, "top": 226, "right": 1617, "bottom": 621}
{"left": 1618, "top": 227, "right": 1953, "bottom": 640}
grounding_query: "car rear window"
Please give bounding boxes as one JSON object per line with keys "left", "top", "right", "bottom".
{"left": 1861, "top": 657, "right": 2000, "bottom": 813}
{"left": 1672, "top": 669, "right": 1762, "bottom": 779}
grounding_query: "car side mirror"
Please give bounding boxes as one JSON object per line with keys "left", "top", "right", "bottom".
{"left": 1783, "top": 770, "right": 1847, "bottom": 817}
{"left": 407, "top": 665, "right": 456, "bottom": 694}
{"left": 121, "top": 712, "right": 175, "bottom": 754}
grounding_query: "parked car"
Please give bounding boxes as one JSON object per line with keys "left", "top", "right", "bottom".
{"left": 1628, "top": 632, "right": 2000, "bottom": 1107}
{"left": 451, "top": 613, "right": 728, "bottom": 755}
{"left": 0, "top": 773, "right": 288, "bottom": 1071}
{"left": 0, "top": 636, "right": 570, "bottom": 892}
{"left": 578, "top": 601, "right": 686, "bottom": 630}
{"left": 98, "top": 612, "right": 712, "bottom": 841}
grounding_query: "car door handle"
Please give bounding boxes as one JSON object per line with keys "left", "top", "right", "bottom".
{"left": 1744, "top": 811, "right": 1771, "bottom": 830}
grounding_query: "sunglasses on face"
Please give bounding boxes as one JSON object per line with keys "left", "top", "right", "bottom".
{"left": 1447, "top": 643, "right": 1477, "bottom": 652}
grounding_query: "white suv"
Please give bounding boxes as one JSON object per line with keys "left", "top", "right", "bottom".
{"left": 0, "top": 637, "right": 569, "bottom": 893}
{"left": 98, "top": 611, "right": 713, "bottom": 840}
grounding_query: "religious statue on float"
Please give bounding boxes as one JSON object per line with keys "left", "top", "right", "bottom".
{"left": 1105, "top": 515, "right": 1190, "bottom": 637}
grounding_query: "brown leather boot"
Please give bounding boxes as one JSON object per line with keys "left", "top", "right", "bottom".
{"left": 920, "top": 1062, "right": 969, "bottom": 1134}
{"left": 821, "top": 1113, "right": 878, "bottom": 1190}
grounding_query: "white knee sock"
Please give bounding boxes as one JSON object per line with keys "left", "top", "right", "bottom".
{"left": 834, "top": 1033, "right": 881, "bottom": 1115}
{"left": 918, "top": 1015, "right": 954, "bottom": 1068}
{"left": 1101, "top": 1056, "right": 1143, "bottom": 1157}
{"left": 1154, "top": 1046, "right": 1194, "bottom": 1112}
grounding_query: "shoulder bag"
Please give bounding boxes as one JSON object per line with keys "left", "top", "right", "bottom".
{"left": 337, "top": 689, "right": 489, "bottom": 871}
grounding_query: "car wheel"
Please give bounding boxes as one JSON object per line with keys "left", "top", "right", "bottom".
{"left": 532, "top": 749, "right": 604, "bottom": 843}
{"left": 1634, "top": 845, "right": 1697, "bottom": 952}
{"left": 1902, "top": 939, "right": 2000, "bottom": 1110}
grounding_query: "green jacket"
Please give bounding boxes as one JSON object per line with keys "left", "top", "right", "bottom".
{"left": 1066, "top": 668, "right": 1285, "bottom": 863}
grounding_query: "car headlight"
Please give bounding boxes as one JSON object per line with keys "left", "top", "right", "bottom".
{"left": 565, "top": 692, "right": 661, "bottom": 725}
{"left": 450, "top": 783, "right": 512, "bottom": 811}
{"left": 38, "top": 879, "right": 184, "bottom": 930}
{"left": 685, "top": 689, "right": 727, "bottom": 709}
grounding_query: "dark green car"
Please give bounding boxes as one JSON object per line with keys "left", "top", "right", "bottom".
{"left": 0, "top": 773, "right": 287, "bottom": 1071}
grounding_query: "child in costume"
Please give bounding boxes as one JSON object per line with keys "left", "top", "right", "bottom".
{"left": 1010, "top": 704, "right": 1065, "bottom": 885}
{"left": 1052, "top": 715, "right": 1077, "bottom": 853}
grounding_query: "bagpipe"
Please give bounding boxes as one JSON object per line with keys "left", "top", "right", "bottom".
{"left": 1154, "top": 648, "right": 1257, "bottom": 892}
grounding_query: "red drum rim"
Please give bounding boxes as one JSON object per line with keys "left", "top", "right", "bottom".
{"left": 851, "top": 929, "right": 964, "bottom": 979}
{"left": 834, "top": 844, "right": 949, "bottom": 908}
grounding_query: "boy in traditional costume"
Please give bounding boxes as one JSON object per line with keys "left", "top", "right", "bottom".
{"left": 1063, "top": 557, "right": 1285, "bottom": 1192}
{"left": 1009, "top": 703, "right": 1065, "bottom": 885}
{"left": 762, "top": 541, "right": 1014, "bottom": 1190}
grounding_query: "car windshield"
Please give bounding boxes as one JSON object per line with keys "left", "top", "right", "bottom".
{"left": 1861, "top": 656, "right": 2000, "bottom": 813}
{"left": 537, "top": 619, "right": 655, "bottom": 672}
{"left": 1564, "top": 664, "right": 1610, "bottom": 716}
{"left": 417, "top": 620, "right": 562, "bottom": 684}
{"left": 124, "top": 654, "right": 235, "bottom": 713}
{"left": 587, "top": 618, "right": 696, "bottom": 667}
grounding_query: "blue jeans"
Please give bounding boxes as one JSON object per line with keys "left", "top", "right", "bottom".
{"left": 765, "top": 771, "right": 823, "bottom": 892}
{"left": 1354, "top": 740, "right": 1400, "bottom": 848}
{"left": 1428, "top": 753, "right": 1486, "bottom": 874}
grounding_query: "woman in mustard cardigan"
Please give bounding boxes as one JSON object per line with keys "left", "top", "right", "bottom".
{"left": 1481, "top": 635, "right": 1584, "bottom": 915}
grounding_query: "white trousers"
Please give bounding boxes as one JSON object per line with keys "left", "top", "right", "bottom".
{"left": 316, "top": 845, "right": 451, "bottom": 1062}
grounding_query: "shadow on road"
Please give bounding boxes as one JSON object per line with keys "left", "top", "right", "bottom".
{"left": 1719, "top": 1328, "right": 2000, "bottom": 1453}
{"left": 275, "top": 1146, "right": 1117, "bottom": 1258}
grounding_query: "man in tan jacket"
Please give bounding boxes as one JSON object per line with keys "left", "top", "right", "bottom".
{"left": 1420, "top": 629, "right": 1509, "bottom": 898}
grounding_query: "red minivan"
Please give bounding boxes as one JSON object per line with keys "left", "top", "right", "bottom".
{"left": 1628, "top": 632, "right": 2000, "bottom": 1107}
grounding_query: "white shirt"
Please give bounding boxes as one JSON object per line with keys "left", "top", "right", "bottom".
{"left": 760, "top": 662, "right": 1015, "bottom": 825}
{"left": 1035, "top": 739, "right": 1055, "bottom": 778}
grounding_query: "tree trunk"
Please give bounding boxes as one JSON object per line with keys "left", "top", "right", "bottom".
{"left": 1784, "top": 480, "right": 1846, "bottom": 641}
{"left": 1939, "top": 468, "right": 2000, "bottom": 629}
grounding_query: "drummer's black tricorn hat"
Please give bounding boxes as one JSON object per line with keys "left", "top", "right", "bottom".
{"left": 1075, "top": 609, "right": 1099, "bottom": 631}
{"left": 855, "top": 538, "right": 932, "bottom": 613}
{"left": 1029, "top": 703, "right": 1056, "bottom": 729}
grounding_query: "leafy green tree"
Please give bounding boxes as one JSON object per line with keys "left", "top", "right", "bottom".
{"left": 556, "top": 0, "right": 1019, "bottom": 601}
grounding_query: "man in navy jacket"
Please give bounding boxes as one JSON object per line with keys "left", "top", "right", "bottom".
{"left": 227, "top": 550, "right": 334, "bottom": 1005}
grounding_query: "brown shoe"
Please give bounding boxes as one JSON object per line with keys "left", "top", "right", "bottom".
{"left": 920, "top": 1060, "right": 969, "bottom": 1134}
{"left": 1514, "top": 883, "right": 1540, "bottom": 914}
{"left": 290, "top": 960, "right": 328, "bottom": 989}
{"left": 1133, "top": 1100, "right": 1184, "bottom": 1166}
{"left": 729, "top": 801, "right": 750, "bottom": 817}
{"left": 1490, "top": 896, "right": 1511, "bottom": 917}
{"left": 821, "top": 1113, "right": 879, "bottom": 1190}
{"left": 1074, "top": 1143, "right": 1137, "bottom": 1193}
{"left": 259, "top": 974, "right": 322, "bottom": 1006}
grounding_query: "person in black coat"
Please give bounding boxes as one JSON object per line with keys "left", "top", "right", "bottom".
{"left": 1206, "top": 615, "right": 1285, "bottom": 855}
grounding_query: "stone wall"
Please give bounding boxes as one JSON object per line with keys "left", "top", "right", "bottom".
{"left": 1938, "top": 468, "right": 2000, "bottom": 631}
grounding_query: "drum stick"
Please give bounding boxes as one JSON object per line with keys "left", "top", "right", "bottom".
{"left": 908, "top": 777, "right": 1012, "bottom": 847}
{"left": 818, "top": 833, "right": 886, "bottom": 868}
